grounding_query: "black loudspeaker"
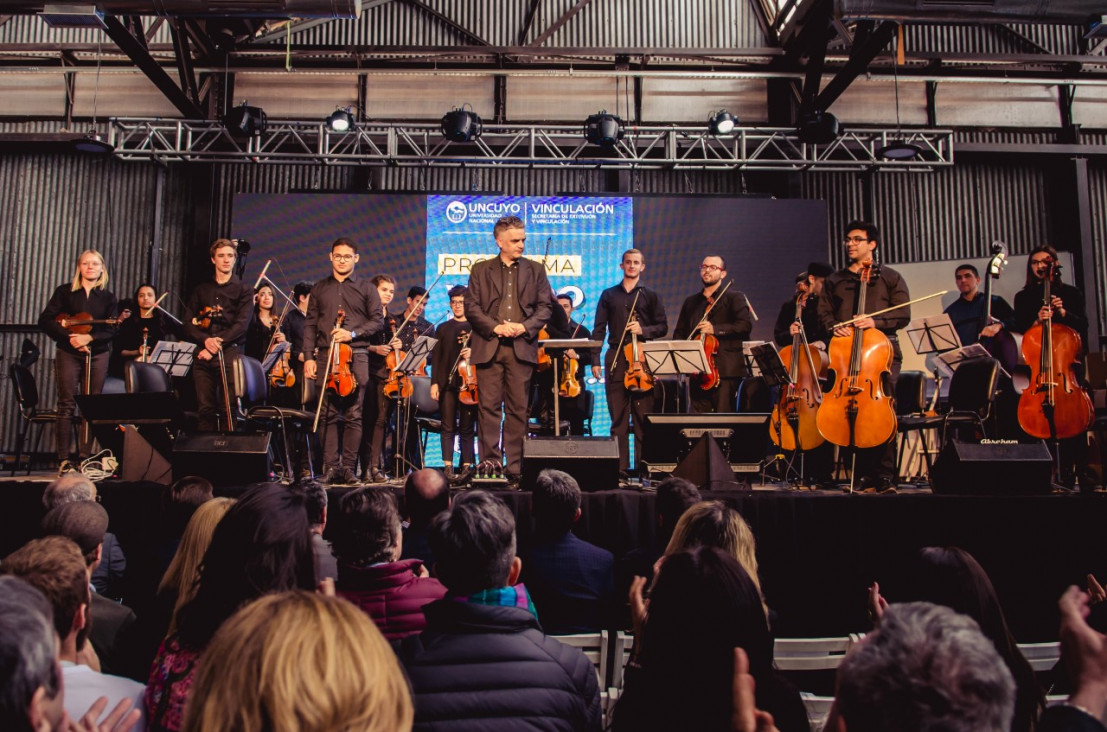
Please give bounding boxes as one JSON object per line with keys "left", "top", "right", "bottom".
{"left": 121, "top": 426, "right": 173, "bottom": 484}
{"left": 522, "top": 436, "right": 619, "bottom": 492}
{"left": 930, "top": 439, "right": 1052, "bottom": 495}
{"left": 172, "top": 432, "right": 271, "bottom": 486}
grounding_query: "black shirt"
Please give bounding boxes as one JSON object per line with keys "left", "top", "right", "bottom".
{"left": 302, "top": 274, "right": 384, "bottom": 359}
{"left": 773, "top": 296, "right": 829, "bottom": 348}
{"left": 245, "top": 310, "right": 280, "bottom": 362}
{"left": 431, "top": 318, "right": 473, "bottom": 392}
{"left": 1013, "top": 280, "right": 1088, "bottom": 351}
{"left": 40, "top": 284, "right": 122, "bottom": 357}
{"left": 282, "top": 308, "right": 306, "bottom": 361}
{"left": 591, "top": 282, "right": 668, "bottom": 377}
{"left": 183, "top": 278, "right": 254, "bottom": 348}
{"left": 818, "top": 265, "right": 910, "bottom": 359}
{"left": 944, "top": 293, "right": 1015, "bottom": 347}
{"left": 497, "top": 261, "right": 521, "bottom": 323}
{"left": 673, "top": 289, "right": 752, "bottom": 380}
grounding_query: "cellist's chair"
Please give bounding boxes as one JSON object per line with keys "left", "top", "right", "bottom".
{"left": 235, "top": 356, "right": 315, "bottom": 482}
{"left": 9, "top": 364, "right": 71, "bottom": 476}
{"left": 124, "top": 361, "right": 172, "bottom": 394}
{"left": 895, "top": 370, "right": 942, "bottom": 482}
{"left": 941, "top": 357, "right": 1000, "bottom": 445}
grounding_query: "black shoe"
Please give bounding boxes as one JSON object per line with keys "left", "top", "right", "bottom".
{"left": 323, "top": 468, "right": 342, "bottom": 485}
{"left": 339, "top": 467, "right": 359, "bottom": 485}
{"left": 368, "top": 468, "right": 387, "bottom": 484}
{"left": 443, "top": 465, "right": 455, "bottom": 480}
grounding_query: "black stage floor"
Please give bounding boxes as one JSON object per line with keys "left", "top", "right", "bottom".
{"left": 3, "top": 475, "right": 1102, "bottom": 642}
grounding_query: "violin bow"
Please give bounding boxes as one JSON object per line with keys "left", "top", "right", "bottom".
{"left": 830, "top": 290, "right": 948, "bottom": 331}
{"left": 611, "top": 289, "right": 643, "bottom": 372}
{"left": 688, "top": 279, "right": 734, "bottom": 340}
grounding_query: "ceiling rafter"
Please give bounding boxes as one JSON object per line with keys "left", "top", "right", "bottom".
{"left": 100, "top": 14, "right": 205, "bottom": 119}
{"left": 397, "top": 0, "right": 490, "bottom": 46}
{"left": 528, "top": 0, "right": 594, "bottom": 47}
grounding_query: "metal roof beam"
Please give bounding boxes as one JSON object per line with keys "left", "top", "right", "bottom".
{"left": 814, "top": 20, "right": 898, "bottom": 111}
{"left": 528, "top": 0, "right": 594, "bottom": 47}
{"left": 101, "top": 14, "right": 205, "bottom": 119}
{"left": 397, "top": 0, "right": 490, "bottom": 46}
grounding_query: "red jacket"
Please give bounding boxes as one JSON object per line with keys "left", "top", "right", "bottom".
{"left": 337, "top": 558, "right": 447, "bottom": 640}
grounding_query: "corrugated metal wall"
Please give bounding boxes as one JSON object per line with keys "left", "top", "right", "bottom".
{"left": 1089, "top": 162, "right": 1107, "bottom": 345}
{"left": 0, "top": 154, "right": 192, "bottom": 459}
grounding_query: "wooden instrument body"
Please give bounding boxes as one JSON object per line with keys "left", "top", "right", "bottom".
{"left": 771, "top": 342, "right": 826, "bottom": 451}
{"left": 383, "top": 347, "right": 413, "bottom": 399}
{"left": 325, "top": 308, "right": 357, "bottom": 398}
{"left": 623, "top": 332, "right": 654, "bottom": 393}
{"left": 536, "top": 326, "right": 552, "bottom": 372}
{"left": 559, "top": 356, "right": 581, "bottom": 398}
{"left": 697, "top": 333, "right": 720, "bottom": 390}
{"left": 1017, "top": 322, "right": 1093, "bottom": 439}
{"left": 456, "top": 333, "right": 479, "bottom": 406}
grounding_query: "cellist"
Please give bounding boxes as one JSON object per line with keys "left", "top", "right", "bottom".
{"left": 773, "top": 262, "right": 833, "bottom": 349}
{"left": 673, "top": 255, "right": 752, "bottom": 414}
{"left": 817, "top": 221, "right": 910, "bottom": 492}
{"left": 430, "top": 285, "right": 478, "bottom": 478}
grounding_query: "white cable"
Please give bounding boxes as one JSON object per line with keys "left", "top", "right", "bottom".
{"left": 79, "top": 449, "right": 118, "bottom": 482}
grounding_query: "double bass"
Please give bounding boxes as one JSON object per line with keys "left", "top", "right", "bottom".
{"left": 977, "top": 242, "right": 1019, "bottom": 374}
{"left": 1017, "top": 262, "right": 1094, "bottom": 440}
{"left": 815, "top": 261, "right": 898, "bottom": 452}
{"left": 770, "top": 293, "right": 827, "bottom": 451}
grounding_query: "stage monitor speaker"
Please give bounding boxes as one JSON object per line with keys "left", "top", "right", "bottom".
{"left": 121, "top": 426, "right": 173, "bottom": 484}
{"left": 930, "top": 439, "right": 1052, "bottom": 495}
{"left": 172, "top": 432, "right": 271, "bottom": 486}
{"left": 522, "top": 436, "right": 619, "bottom": 492}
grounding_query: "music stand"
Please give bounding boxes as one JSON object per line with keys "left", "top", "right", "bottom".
{"left": 543, "top": 338, "right": 603, "bottom": 437}
{"left": 905, "top": 315, "right": 960, "bottom": 358}
{"left": 393, "top": 336, "right": 438, "bottom": 476}
{"left": 749, "top": 343, "right": 791, "bottom": 388}
{"left": 149, "top": 341, "right": 196, "bottom": 377}
{"left": 935, "top": 343, "right": 1008, "bottom": 380}
{"left": 261, "top": 341, "right": 290, "bottom": 373}
{"left": 641, "top": 340, "right": 707, "bottom": 376}
{"left": 742, "top": 341, "right": 768, "bottom": 377}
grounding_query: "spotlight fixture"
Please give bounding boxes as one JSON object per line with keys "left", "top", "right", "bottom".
{"left": 796, "top": 110, "right": 840, "bottom": 145}
{"left": 71, "top": 129, "right": 113, "bottom": 155}
{"left": 441, "top": 105, "right": 483, "bottom": 142}
{"left": 224, "top": 101, "right": 267, "bottom": 137}
{"left": 584, "top": 110, "right": 624, "bottom": 147}
{"left": 708, "top": 109, "right": 737, "bottom": 136}
{"left": 325, "top": 107, "right": 356, "bottom": 133}
{"left": 876, "top": 139, "right": 923, "bottom": 160}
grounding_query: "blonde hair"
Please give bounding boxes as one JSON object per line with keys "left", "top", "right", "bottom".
{"left": 664, "top": 501, "right": 768, "bottom": 619}
{"left": 69, "top": 249, "right": 109, "bottom": 291}
{"left": 159, "top": 497, "right": 235, "bottom": 634}
{"left": 182, "top": 591, "right": 414, "bottom": 732}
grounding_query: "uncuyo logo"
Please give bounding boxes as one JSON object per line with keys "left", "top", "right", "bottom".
{"left": 446, "top": 201, "right": 468, "bottom": 224}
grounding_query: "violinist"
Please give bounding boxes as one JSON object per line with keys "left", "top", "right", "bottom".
{"left": 430, "top": 285, "right": 477, "bottom": 477}
{"left": 394, "top": 286, "right": 433, "bottom": 350}
{"left": 673, "top": 255, "right": 752, "bottom": 414}
{"left": 302, "top": 238, "right": 383, "bottom": 485}
{"left": 244, "top": 282, "right": 286, "bottom": 363}
{"left": 773, "top": 262, "right": 832, "bottom": 348}
{"left": 38, "top": 249, "right": 122, "bottom": 474}
{"left": 364, "top": 274, "right": 400, "bottom": 483}
{"left": 282, "top": 281, "right": 313, "bottom": 401}
{"left": 529, "top": 286, "right": 574, "bottom": 432}
{"left": 817, "top": 221, "right": 910, "bottom": 492}
{"left": 555, "top": 293, "right": 593, "bottom": 437}
{"left": 111, "top": 283, "right": 183, "bottom": 378}
{"left": 183, "top": 239, "right": 254, "bottom": 433}
{"left": 465, "top": 215, "right": 553, "bottom": 484}
{"left": 591, "top": 248, "right": 668, "bottom": 475}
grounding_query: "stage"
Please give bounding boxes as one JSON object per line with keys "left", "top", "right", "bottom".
{"left": 2, "top": 473, "right": 1101, "bottom": 642}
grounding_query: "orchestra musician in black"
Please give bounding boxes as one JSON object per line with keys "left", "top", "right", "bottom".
{"left": 673, "top": 255, "right": 752, "bottom": 414}
{"left": 773, "top": 262, "right": 833, "bottom": 349}
{"left": 430, "top": 285, "right": 478, "bottom": 478}
{"left": 39, "top": 249, "right": 124, "bottom": 474}
{"left": 111, "top": 282, "right": 183, "bottom": 379}
{"left": 554, "top": 293, "right": 594, "bottom": 437}
{"left": 302, "top": 237, "right": 384, "bottom": 485}
{"left": 244, "top": 281, "right": 286, "bottom": 363}
{"left": 182, "top": 239, "right": 254, "bottom": 433}
{"left": 363, "top": 274, "right": 399, "bottom": 483}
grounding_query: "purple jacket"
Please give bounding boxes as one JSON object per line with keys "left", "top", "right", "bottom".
{"left": 337, "top": 558, "right": 447, "bottom": 640}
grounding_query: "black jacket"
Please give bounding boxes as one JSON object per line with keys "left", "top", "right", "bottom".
{"left": 39, "top": 284, "right": 121, "bottom": 356}
{"left": 396, "top": 599, "right": 602, "bottom": 731}
{"left": 465, "top": 256, "right": 553, "bottom": 366}
{"left": 673, "top": 289, "right": 752, "bottom": 380}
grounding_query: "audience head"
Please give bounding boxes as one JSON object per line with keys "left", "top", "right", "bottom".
{"left": 294, "top": 480, "right": 329, "bottom": 531}
{"left": 176, "top": 483, "right": 315, "bottom": 649}
{"left": 332, "top": 488, "right": 402, "bottom": 566}
{"left": 0, "top": 576, "right": 62, "bottom": 732}
{"left": 1, "top": 536, "right": 91, "bottom": 654}
{"left": 41, "top": 500, "right": 108, "bottom": 570}
{"left": 182, "top": 591, "right": 413, "bottom": 732}
{"left": 403, "top": 468, "right": 450, "bottom": 529}
{"left": 653, "top": 476, "right": 701, "bottom": 540}
{"left": 532, "top": 469, "right": 581, "bottom": 537}
{"left": 430, "top": 490, "right": 519, "bottom": 596}
{"left": 833, "top": 601, "right": 1014, "bottom": 732}
{"left": 159, "top": 497, "right": 235, "bottom": 634}
{"left": 170, "top": 476, "right": 214, "bottom": 511}
{"left": 42, "top": 473, "right": 96, "bottom": 510}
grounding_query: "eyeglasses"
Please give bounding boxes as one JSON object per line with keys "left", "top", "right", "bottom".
{"left": 843, "top": 236, "right": 870, "bottom": 244}
{"left": 700, "top": 264, "right": 722, "bottom": 272}
{"left": 1030, "top": 258, "right": 1053, "bottom": 266}
{"left": 331, "top": 253, "right": 356, "bottom": 262}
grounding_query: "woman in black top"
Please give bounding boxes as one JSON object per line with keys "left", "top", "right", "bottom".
{"left": 245, "top": 282, "right": 286, "bottom": 364}
{"left": 112, "top": 283, "right": 183, "bottom": 378}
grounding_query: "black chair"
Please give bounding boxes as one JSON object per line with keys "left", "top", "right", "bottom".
{"left": 8, "top": 363, "right": 70, "bottom": 476}
{"left": 124, "top": 361, "right": 172, "bottom": 394}
{"left": 941, "top": 357, "right": 1000, "bottom": 444}
{"left": 895, "top": 370, "right": 942, "bottom": 482}
{"left": 410, "top": 375, "right": 445, "bottom": 460}
{"left": 234, "top": 355, "right": 315, "bottom": 481}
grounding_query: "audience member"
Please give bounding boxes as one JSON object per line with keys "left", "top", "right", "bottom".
{"left": 182, "top": 591, "right": 412, "bottom": 732}
{"left": 830, "top": 601, "right": 1015, "bottom": 732}
{"left": 157, "top": 476, "right": 215, "bottom": 575}
{"left": 396, "top": 490, "right": 602, "bottom": 731}
{"left": 0, "top": 576, "right": 63, "bottom": 731}
{"left": 1038, "top": 586, "right": 1107, "bottom": 732}
{"left": 43, "top": 473, "right": 126, "bottom": 600}
{"left": 400, "top": 468, "right": 450, "bottom": 566}
{"left": 619, "top": 476, "right": 700, "bottom": 589}
{"left": 872, "top": 546, "right": 1044, "bottom": 732}
{"left": 145, "top": 483, "right": 315, "bottom": 732}
{"left": 1, "top": 537, "right": 146, "bottom": 730}
{"left": 296, "top": 480, "right": 337, "bottom": 581}
{"left": 41, "top": 500, "right": 137, "bottom": 677}
{"left": 333, "top": 488, "right": 446, "bottom": 639}
{"left": 615, "top": 546, "right": 808, "bottom": 732}
{"left": 522, "top": 468, "right": 614, "bottom": 634}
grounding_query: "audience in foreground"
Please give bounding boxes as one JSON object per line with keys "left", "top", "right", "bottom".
{"left": 396, "top": 490, "right": 602, "bottom": 731}
{"left": 399, "top": 468, "right": 451, "bottom": 566}
{"left": 43, "top": 473, "right": 127, "bottom": 600}
{"left": 296, "top": 480, "right": 338, "bottom": 582}
{"left": 182, "top": 591, "right": 412, "bottom": 732}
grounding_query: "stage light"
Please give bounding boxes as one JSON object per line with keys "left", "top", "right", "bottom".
{"left": 441, "top": 105, "right": 482, "bottom": 142}
{"left": 708, "top": 110, "right": 737, "bottom": 136}
{"left": 71, "top": 129, "right": 113, "bottom": 155}
{"left": 796, "top": 110, "right": 840, "bottom": 145}
{"left": 876, "top": 140, "right": 923, "bottom": 160}
{"left": 584, "top": 111, "right": 624, "bottom": 147}
{"left": 325, "top": 107, "right": 356, "bottom": 133}
{"left": 224, "top": 101, "right": 267, "bottom": 137}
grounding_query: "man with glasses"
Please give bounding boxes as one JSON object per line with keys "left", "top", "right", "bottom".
{"left": 673, "top": 255, "right": 752, "bottom": 413}
{"left": 818, "top": 220, "right": 910, "bottom": 493}
{"left": 303, "top": 237, "right": 384, "bottom": 485}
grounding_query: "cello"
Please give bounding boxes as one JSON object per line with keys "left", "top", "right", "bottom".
{"left": 1017, "top": 262, "right": 1094, "bottom": 440}
{"left": 815, "top": 261, "right": 898, "bottom": 455}
{"left": 770, "top": 293, "right": 827, "bottom": 451}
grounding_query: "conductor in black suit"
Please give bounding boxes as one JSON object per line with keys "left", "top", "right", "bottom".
{"left": 465, "top": 215, "right": 553, "bottom": 480}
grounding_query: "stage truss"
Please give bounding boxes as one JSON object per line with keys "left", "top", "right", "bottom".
{"left": 108, "top": 118, "right": 954, "bottom": 171}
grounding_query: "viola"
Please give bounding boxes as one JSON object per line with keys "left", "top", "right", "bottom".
{"left": 1017, "top": 262, "right": 1093, "bottom": 440}
{"left": 326, "top": 308, "right": 357, "bottom": 398}
{"left": 559, "top": 321, "right": 583, "bottom": 398}
{"left": 815, "top": 261, "right": 897, "bottom": 450}
{"left": 536, "top": 326, "right": 552, "bottom": 372}
{"left": 269, "top": 348, "right": 296, "bottom": 389}
{"left": 771, "top": 294, "right": 827, "bottom": 451}
{"left": 623, "top": 313, "right": 654, "bottom": 393}
{"left": 456, "top": 332, "right": 479, "bottom": 406}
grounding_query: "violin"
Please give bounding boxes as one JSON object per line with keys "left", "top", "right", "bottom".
{"left": 455, "top": 332, "right": 479, "bottom": 406}
{"left": 690, "top": 280, "right": 732, "bottom": 391}
{"left": 1017, "top": 262, "right": 1093, "bottom": 440}
{"left": 558, "top": 322, "right": 583, "bottom": 398}
{"left": 57, "top": 311, "right": 129, "bottom": 334}
{"left": 815, "top": 261, "right": 897, "bottom": 450}
{"left": 383, "top": 315, "right": 414, "bottom": 400}
{"left": 191, "top": 304, "right": 234, "bottom": 431}
{"left": 770, "top": 293, "right": 827, "bottom": 451}
{"left": 623, "top": 311, "right": 654, "bottom": 393}
{"left": 536, "top": 326, "right": 552, "bottom": 371}
{"left": 325, "top": 308, "right": 357, "bottom": 397}
{"left": 266, "top": 307, "right": 296, "bottom": 390}
{"left": 191, "top": 305, "right": 223, "bottom": 331}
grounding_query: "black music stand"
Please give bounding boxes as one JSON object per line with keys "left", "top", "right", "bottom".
{"left": 75, "top": 393, "right": 182, "bottom": 483}
{"left": 149, "top": 341, "right": 196, "bottom": 377}
{"left": 641, "top": 340, "right": 708, "bottom": 415}
{"left": 750, "top": 343, "right": 807, "bottom": 486}
{"left": 394, "top": 336, "right": 437, "bottom": 476}
{"left": 543, "top": 338, "right": 603, "bottom": 436}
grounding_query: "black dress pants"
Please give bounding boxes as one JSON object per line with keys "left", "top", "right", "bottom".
{"left": 54, "top": 349, "right": 108, "bottom": 460}
{"left": 476, "top": 342, "right": 534, "bottom": 476}
{"left": 318, "top": 350, "right": 370, "bottom": 472}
